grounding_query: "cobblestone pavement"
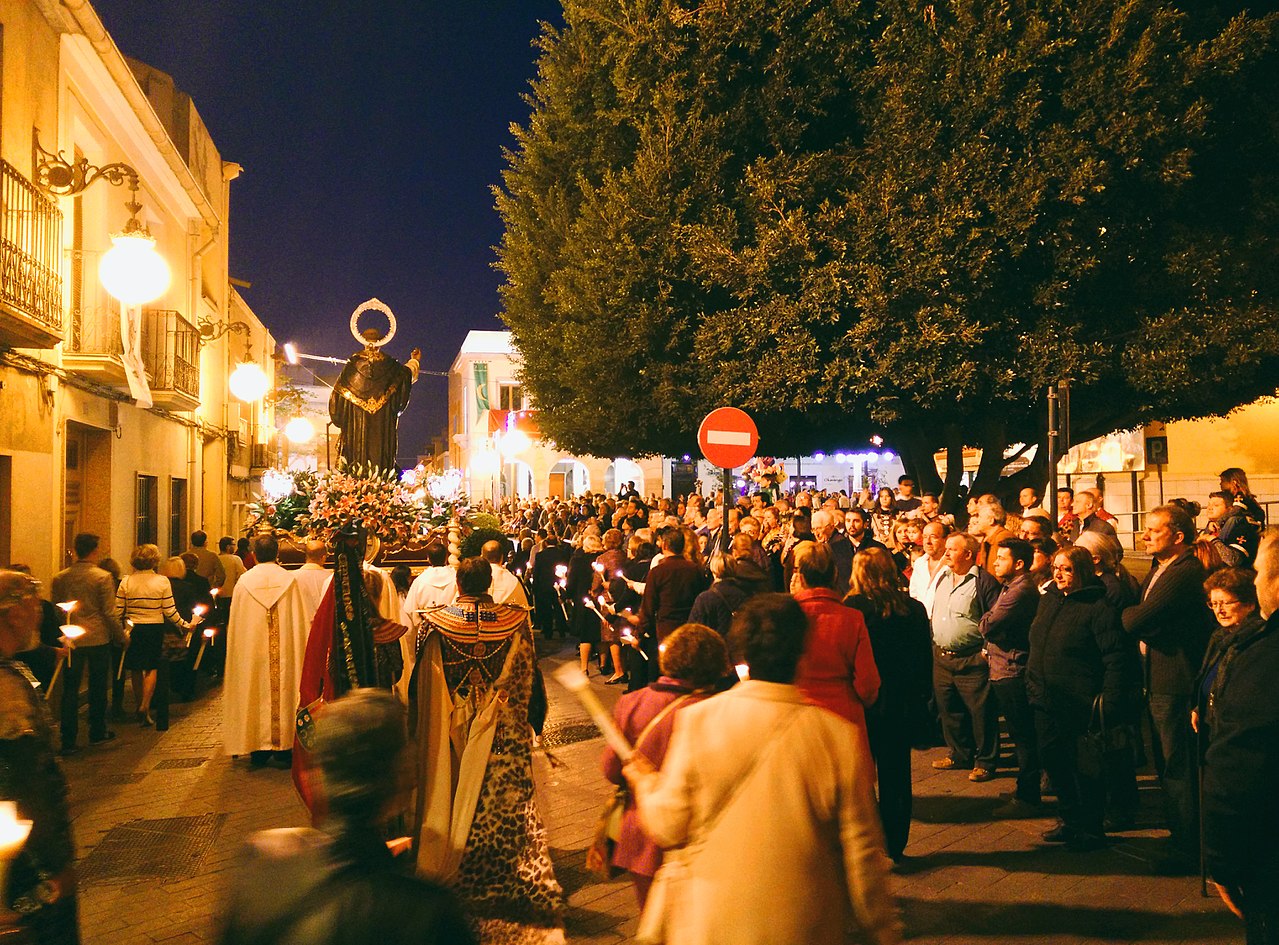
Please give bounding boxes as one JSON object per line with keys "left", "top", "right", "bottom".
{"left": 60, "top": 639, "right": 1239, "bottom": 944}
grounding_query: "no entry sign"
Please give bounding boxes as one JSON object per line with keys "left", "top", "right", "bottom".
{"left": 698, "top": 407, "right": 759, "bottom": 469}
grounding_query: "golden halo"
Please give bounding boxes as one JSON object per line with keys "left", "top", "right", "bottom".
{"left": 349, "top": 298, "right": 396, "bottom": 347}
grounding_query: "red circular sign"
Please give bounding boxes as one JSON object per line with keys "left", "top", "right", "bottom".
{"left": 698, "top": 407, "right": 759, "bottom": 469}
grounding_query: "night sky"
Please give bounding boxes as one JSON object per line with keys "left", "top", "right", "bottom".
{"left": 91, "top": 1, "right": 564, "bottom": 460}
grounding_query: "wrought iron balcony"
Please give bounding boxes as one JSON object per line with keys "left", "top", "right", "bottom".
{"left": 141, "top": 308, "right": 200, "bottom": 410}
{"left": 0, "top": 159, "right": 64, "bottom": 348}
{"left": 63, "top": 249, "right": 130, "bottom": 391}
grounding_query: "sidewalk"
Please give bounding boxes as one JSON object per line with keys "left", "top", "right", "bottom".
{"left": 61, "top": 642, "right": 1239, "bottom": 944}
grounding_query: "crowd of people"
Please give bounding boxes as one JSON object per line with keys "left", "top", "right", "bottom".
{"left": 2, "top": 466, "right": 1276, "bottom": 944}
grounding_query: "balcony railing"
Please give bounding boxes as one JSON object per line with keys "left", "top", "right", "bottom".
{"left": 67, "top": 249, "right": 122, "bottom": 356}
{"left": 0, "top": 160, "right": 63, "bottom": 344}
{"left": 141, "top": 308, "right": 200, "bottom": 402}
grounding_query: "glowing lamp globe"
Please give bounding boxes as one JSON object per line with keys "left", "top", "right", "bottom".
{"left": 229, "top": 362, "right": 270, "bottom": 402}
{"left": 99, "top": 232, "right": 171, "bottom": 305}
{"left": 283, "top": 416, "right": 314, "bottom": 444}
{"left": 500, "top": 429, "right": 531, "bottom": 458}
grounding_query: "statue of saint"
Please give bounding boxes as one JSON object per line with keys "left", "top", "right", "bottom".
{"left": 329, "top": 299, "right": 420, "bottom": 475}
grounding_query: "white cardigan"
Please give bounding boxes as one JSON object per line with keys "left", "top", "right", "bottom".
{"left": 116, "top": 571, "right": 190, "bottom": 629}
{"left": 632, "top": 680, "right": 901, "bottom": 945}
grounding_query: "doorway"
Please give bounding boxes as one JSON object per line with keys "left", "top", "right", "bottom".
{"left": 64, "top": 421, "right": 112, "bottom": 566}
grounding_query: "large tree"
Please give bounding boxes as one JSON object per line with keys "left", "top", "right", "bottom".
{"left": 496, "top": 0, "right": 1279, "bottom": 505}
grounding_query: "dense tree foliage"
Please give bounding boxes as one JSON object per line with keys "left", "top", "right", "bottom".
{"left": 496, "top": 0, "right": 1278, "bottom": 502}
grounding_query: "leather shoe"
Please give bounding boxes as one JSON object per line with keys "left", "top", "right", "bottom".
{"left": 89, "top": 731, "right": 117, "bottom": 745}
{"left": 1066, "top": 833, "right": 1107, "bottom": 852}
{"left": 1042, "top": 824, "right": 1073, "bottom": 843}
{"left": 992, "top": 797, "right": 1041, "bottom": 818}
{"left": 931, "top": 757, "right": 960, "bottom": 770}
{"left": 968, "top": 767, "right": 995, "bottom": 782}
{"left": 58, "top": 745, "right": 80, "bottom": 757}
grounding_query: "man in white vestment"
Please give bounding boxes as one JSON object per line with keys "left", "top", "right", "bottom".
{"left": 398, "top": 541, "right": 457, "bottom": 703}
{"left": 224, "top": 534, "right": 311, "bottom": 767}
{"left": 292, "top": 540, "right": 333, "bottom": 620}
{"left": 482, "top": 540, "right": 530, "bottom": 608}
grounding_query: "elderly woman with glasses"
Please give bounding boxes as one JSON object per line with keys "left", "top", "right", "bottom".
{"left": 1027, "top": 546, "right": 1137, "bottom": 851}
{"left": 1192, "top": 568, "right": 1263, "bottom": 745}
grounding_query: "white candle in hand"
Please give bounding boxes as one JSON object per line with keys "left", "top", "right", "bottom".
{"left": 551, "top": 664, "right": 633, "bottom": 761}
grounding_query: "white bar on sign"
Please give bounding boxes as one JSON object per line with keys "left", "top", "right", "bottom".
{"left": 706, "top": 430, "right": 751, "bottom": 446}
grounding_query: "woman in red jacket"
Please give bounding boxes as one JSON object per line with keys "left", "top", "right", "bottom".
{"left": 791, "top": 542, "right": 881, "bottom": 737}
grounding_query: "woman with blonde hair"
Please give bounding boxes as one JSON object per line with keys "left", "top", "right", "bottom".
{"left": 116, "top": 544, "right": 201, "bottom": 726}
{"left": 1073, "top": 531, "right": 1141, "bottom": 608}
{"left": 845, "top": 548, "right": 932, "bottom": 861}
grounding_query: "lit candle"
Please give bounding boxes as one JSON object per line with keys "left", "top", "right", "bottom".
{"left": 0, "top": 801, "right": 33, "bottom": 898}
{"left": 591, "top": 561, "right": 604, "bottom": 574}
{"left": 193, "top": 626, "right": 216, "bottom": 670}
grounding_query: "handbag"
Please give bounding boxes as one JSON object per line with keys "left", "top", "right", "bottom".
{"left": 1077, "top": 693, "right": 1132, "bottom": 779}
{"left": 585, "top": 694, "right": 693, "bottom": 880}
{"left": 637, "top": 707, "right": 803, "bottom": 945}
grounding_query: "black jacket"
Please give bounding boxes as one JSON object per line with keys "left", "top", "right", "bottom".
{"left": 219, "top": 826, "right": 473, "bottom": 945}
{"left": 1202, "top": 611, "right": 1279, "bottom": 889}
{"left": 845, "top": 594, "right": 932, "bottom": 726}
{"left": 530, "top": 541, "right": 571, "bottom": 593}
{"left": 687, "top": 558, "right": 771, "bottom": 636}
{"left": 1028, "top": 582, "right": 1136, "bottom": 730}
{"left": 1122, "top": 551, "right": 1214, "bottom": 697}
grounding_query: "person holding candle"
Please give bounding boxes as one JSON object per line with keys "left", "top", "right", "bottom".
{"left": 625, "top": 593, "right": 900, "bottom": 945}
{"left": 601, "top": 622, "right": 727, "bottom": 908}
{"left": 0, "top": 569, "right": 81, "bottom": 944}
{"left": 116, "top": 545, "right": 201, "bottom": 728}
{"left": 51, "top": 533, "right": 123, "bottom": 754}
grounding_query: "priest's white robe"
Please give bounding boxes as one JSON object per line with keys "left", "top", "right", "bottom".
{"left": 291, "top": 564, "right": 333, "bottom": 624}
{"left": 397, "top": 565, "right": 457, "bottom": 703}
{"left": 490, "top": 563, "right": 530, "bottom": 609}
{"left": 223, "top": 562, "right": 310, "bottom": 755}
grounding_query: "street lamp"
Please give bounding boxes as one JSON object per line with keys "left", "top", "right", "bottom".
{"left": 197, "top": 318, "right": 270, "bottom": 403}
{"left": 34, "top": 132, "right": 170, "bottom": 304}
{"left": 283, "top": 416, "right": 314, "bottom": 444}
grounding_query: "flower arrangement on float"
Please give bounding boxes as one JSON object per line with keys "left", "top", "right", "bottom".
{"left": 246, "top": 462, "right": 470, "bottom": 548}
{"left": 743, "top": 456, "right": 786, "bottom": 502}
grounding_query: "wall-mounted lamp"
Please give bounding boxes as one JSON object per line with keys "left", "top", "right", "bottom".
{"left": 197, "top": 317, "right": 270, "bottom": 402}
{"left": 33, "top": 131, "right": 171, "bottom": 305}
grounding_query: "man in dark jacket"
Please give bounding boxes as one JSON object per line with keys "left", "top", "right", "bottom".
{"left": 219, "top": 689, "right": 472, "bottom": 945}
{"left": 812, "top": 510, "right": 854, "bottom": 597}
{"left": 1122, "top": 504, "right": 1214, "bottom": 868}
{"left": 529, "top": 535, "right": 571, "bottom": 638}
{"left": 1203, "top": 528, "right": 1279, "bottom": 943}
{"left": 636, "top": 527, "right": 708, "bottom": 645}
{"left": 982, "top": 539, "right": 1042, "bottom": 814}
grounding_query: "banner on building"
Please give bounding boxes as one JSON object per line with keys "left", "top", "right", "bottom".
{"left": 474, "top": 362, "right": 490, "bottom": 415}
{"left": 119, "top": 302, "right": 153, "bottom": 409}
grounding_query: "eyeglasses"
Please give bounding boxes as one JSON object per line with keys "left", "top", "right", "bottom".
{"left": 1208, "top": 598, "right": 1241, "bottom": 612}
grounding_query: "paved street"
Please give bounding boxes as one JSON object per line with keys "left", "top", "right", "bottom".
{"left": 61, "top": 640, "right": 1239, "bottom": 944}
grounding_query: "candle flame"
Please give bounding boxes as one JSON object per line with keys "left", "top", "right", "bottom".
{"left": 57, "top": 600, "right": 77, "bottom": 613}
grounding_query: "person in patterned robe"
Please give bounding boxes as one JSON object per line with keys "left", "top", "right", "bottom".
{"left": 0, "top": 570, "right": 80, "bottom": 944}
{"left": 410, "top": 557, "right": 564, "bottom": 945}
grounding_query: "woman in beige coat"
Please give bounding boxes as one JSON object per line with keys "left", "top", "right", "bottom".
{"left": 625, "top": 593, "right": 901, "bottom": 945}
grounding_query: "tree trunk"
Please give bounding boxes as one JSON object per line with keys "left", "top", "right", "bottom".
{"left": 897, "top": 427, "right": 943, "bottom": 496}
{"left": 939, "top": 424, "right": 966, "bottom": 515}
{"left": 970, "top": 417, "right": 1010, "bottom": 500}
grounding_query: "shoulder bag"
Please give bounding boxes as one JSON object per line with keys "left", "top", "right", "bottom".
{"left": 585, "top": 693, "right": 693, "bottom": 880}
